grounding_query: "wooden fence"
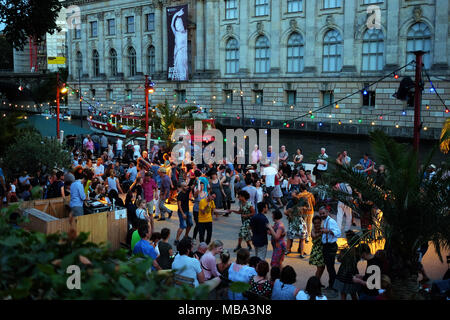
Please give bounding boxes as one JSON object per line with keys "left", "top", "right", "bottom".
{"left": 19, "top": 198, "right": 127, "bottom": 250}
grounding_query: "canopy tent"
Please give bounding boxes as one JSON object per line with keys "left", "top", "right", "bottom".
{"left": 19, "top": 115, "right": 92, "bottom": 137}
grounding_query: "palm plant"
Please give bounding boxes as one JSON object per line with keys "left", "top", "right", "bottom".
{"left": 149, "top": 100, "right": 197, "bottom": 150}
{"left": 330, "top": 130, "right": 450, "bottom": 299}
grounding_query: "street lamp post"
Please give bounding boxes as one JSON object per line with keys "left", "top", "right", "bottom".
{"left": 56, "top": 72, "right": 60, "bottom": 139}
{"left": 79, "top": 68, "right": 83, "bottom": 127}
{"left": 145, "top": 75, "right": 149, "bottom": 133}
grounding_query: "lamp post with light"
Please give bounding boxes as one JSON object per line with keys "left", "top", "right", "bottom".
{"left": 56, "top": 72, "right": 69, "bottom": 139}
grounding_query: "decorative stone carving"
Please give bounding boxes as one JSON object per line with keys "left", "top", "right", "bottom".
{"left": 135, "top": 7, "right": 142, "bottom": 15}
{"left": 115, "top": 9, "right": 121, "bottom": 18}
{"left": 226, "top": 24, "right": 233, "bottom": 35}
{"left": 147, "top": 34, "right": 153, "bottom": 44}
{"left": 413, "top": 6, "right": 422, "bottom": 22}
{"left": 126, "top": 37, "right": 132, "bottom": 46}
{"left": 326, "top": 15, "right": 334, "bottom": 26}
{"left": 97, "top": 12, "right": 104, "bottom": 20}
{"left": 289, "top": 19, "right": 298, "bottom": 31}
{"left": 257, "top": 22, "right": 264, "bottom": 35}
{"left": 81, "top": 14, "right": 87, "bottom": 23}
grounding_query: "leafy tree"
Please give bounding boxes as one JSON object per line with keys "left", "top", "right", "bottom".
{"left": 0, "top": 35, "right": 13, "bottom": 70}
{"left": 3, "top": 130, "right": 71, "bottom": 178}
{"left": 0, "top": 112, "right": 25, "bottom": 156}
{"left": 0, "top": 204, "right": 209, "bottom": 300}
{"left": 0, "top": 0, "right": 62, "bottom": 50}
{"left": 331, "top": 130, "right": 450, "bottom": 299}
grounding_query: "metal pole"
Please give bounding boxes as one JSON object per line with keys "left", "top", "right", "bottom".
{"left": 239, "top": 78, "right": 245, "bottom": 127}
{"left": 145, "top": 75, "right": 149, "bottom": 134}
{"left": 79, "top": 68, "right": 82, "bottom": 127}
{"left": 413, "top": 51, "right": 424, "bottom": 153}
{"left": 56, "top": 72, "right": 60, "bottom": 139}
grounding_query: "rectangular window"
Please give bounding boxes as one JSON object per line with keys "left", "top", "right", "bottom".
{"left": 363, "top": 0, "right": 382, "bottom": 4}
{"left": 90, "top": 21, "right": 98, "bottom": 37}
{"left": 323, "top": 0, "right": 341, "bottom": 9}
{"left": 107, "top": 19, "right": 116, "bottom": 35}
{"left": 91, "top": 89, "right": 96, "bottom": 98}
{"left": 255, "top": 0, "right": 269, "bottom": 16}
{"left": 126, "top": 89, "right": 132, "bottom": 101}
{"left": 107, "top": 89, "right": 113, "bottom": 101}
{"left": 146, "top": 13, "right": 155, "bottom": 31}
{"left": 74, "top": 27, "right": 81, "bottom": 39}
{"left": 224, "top": 90, "right": 233, "bottom": 105}
{"left": 362, "top": 84, "right": 376, "bottom": 107}
{"left": 288, "top": 0, "right": 303, "bottom": 13}
{"left": 254, "top": 90, "right": 263, "bottom": 105}
{"left": 225, "top": 0, "right": 238, "bottom": 19}
{"left": 175, "top": 90, "right": 186, "bottom": 103}
{"left": 322, "top": 90, "right": 334, "bottom": 108}
{"left": 286, "top": 90, "right": 296, "bottom": 105}
{"left": 126, "top": 16, "right": 135, "bottom": 33}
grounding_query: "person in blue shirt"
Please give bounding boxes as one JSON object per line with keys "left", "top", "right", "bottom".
{"left": 358, "top": 153, "right": 375, "bottom": 175}
{"left": 69, "top": 171, "right": 86, "bottom": 217}
{"left": 250, "top": 202, "right": 270, "bottom": 260}
{"left": 133, "top": 223, "right": 161, "bottom": 271}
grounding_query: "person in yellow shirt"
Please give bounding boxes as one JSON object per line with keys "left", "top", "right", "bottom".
{"left": 198, "top": 193, "right": 217, "bottom": 244}
{"left": 298, "top": 184, "right": 316, "bottom": 243}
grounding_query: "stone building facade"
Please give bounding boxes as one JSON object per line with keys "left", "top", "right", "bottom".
{"left": 64, "top": 0, "right": 450, "bottom": 138}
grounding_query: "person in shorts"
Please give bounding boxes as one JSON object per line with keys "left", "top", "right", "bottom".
{"left": 175, "top": 182, "right": 193, "bottom": 246}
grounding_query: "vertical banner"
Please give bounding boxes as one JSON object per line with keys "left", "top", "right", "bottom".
{"left": 167, "top": 4, "right": 189, "bottom": 81}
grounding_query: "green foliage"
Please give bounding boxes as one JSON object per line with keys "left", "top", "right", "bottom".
{"left": 0, "top": 112, "right": 25, "bottom": 156}
{"left": 0, "top": 35, "right": 13, "bottom": 70}
{"left": 330, "top": 130, "right": 450, "bottom": 297}
{"left": 3, "top": 130, "right": 71, "bottom": 178}
{"left": 150, "top": 100, "right": 197, "bottom": 149}
{"left": 0, "top": 0, "right": 63, "bottom": 50}
{"left": 0, "top": 205, "right": 209, "bottom": 300}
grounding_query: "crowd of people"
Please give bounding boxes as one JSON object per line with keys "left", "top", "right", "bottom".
{"left": 1, "top": 133, "right": 443, "bottom": 300}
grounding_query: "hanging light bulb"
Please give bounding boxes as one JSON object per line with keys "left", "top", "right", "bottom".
{"left": 335, "top": 104, "right": 339, "bottom": 109}
{"left": 395, "top": 123, "right": 399, "bottom": 128}
{"left": 394, "top": 73, "right": 399, "bottom": 79}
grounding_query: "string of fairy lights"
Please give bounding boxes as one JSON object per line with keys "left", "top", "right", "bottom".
{"left": 2, "top": 61, "right": 449, "bottom": 130}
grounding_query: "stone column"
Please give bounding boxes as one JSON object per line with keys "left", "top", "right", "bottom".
{"left": 134, "top": 6, "right": 143, "bottom": 75}
{"left": 433, "top": 0, "right": 448, "bottom": 69}
{"left": 303, "top": 0, "right": 316, "bottom": 73}
{"left": 385, "top": 0, "right": 399, "bottom": 69}
{"left": 162, "top": 4, "right": 168, "bottom": 77}
{"left": 154, "top": 4, "right": 163, "bottom": 73}
{"left": 342, "top": 0, "right": 356, "bottom": 73}
{"left": 195, "top": 0, "right": 205, "bottom": 72}
{"left": 114, "top": 9, "right": 123, "bottom": 77}
{"left": 269, "top": 1, "right": 280, "bottom": 75}
{"left": 97, "top": 12, "right": 105, "bottom": 76}
{"left": 205, "top": 0, "right": 215, "bottom": 71}
{"left": 239, "top": 0, "right": 249, "bottom": 75}
{"left": 81, "top": 14, "right": 88, "bottom": 77}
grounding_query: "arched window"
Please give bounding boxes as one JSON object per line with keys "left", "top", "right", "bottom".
{"left": 407, "top": 22, "right": 431, "bottom": 70}
{"left": 362, "top": 29, "right": 384, "bottom": 71}
{"left": 323, "top": 29, "right": 343, "bottom": 72}
{"left": 109, "top": 49, "right": 117, "bottom": 76}
{"left": 92, "top": 50, "right": 99, "bottom": 77}
{"left": 225, "top": 38, "right": 239, "bottom": 74}
{"left": 255, "top": 35, "right": 270, "bottom": 73}
{"left": 148, "top": 46, "right": 155, "bottom": 75}
{"left": 75, "top": 51, "right": 83, "bottom": 75}
{"left": 128, "top": 47, "right": 137, "bottom": 77}
{"left": 287, "top": 32, "right": 304, "bottom": 73}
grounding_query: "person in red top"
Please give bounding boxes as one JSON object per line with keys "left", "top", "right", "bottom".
{"left": 142, "top": 172, "right": 158, "bottom": 227}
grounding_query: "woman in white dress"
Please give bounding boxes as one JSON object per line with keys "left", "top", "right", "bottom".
{"left": 170, "top": 8, "right": 188, "bottom": 81}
